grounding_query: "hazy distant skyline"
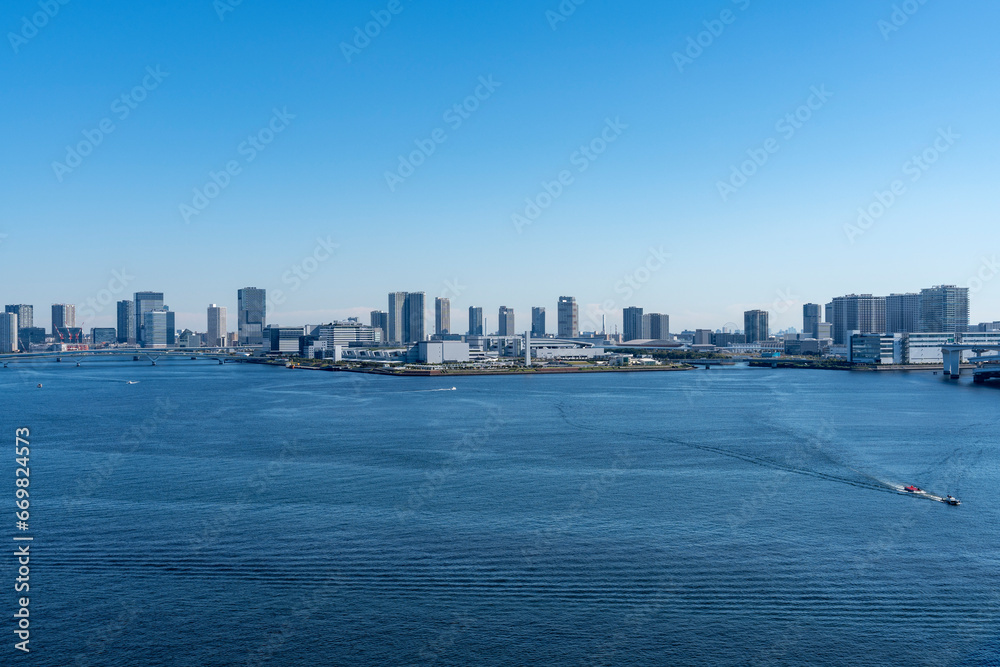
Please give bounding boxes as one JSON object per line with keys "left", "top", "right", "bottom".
{"left": 3, "top": 1, "right": 999, "bottom": 333}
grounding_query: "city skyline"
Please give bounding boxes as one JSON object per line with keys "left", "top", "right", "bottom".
{"left": 3, "top": 3, "right": 999, "bottom": 336}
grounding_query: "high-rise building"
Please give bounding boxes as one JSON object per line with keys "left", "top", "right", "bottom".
{"left": 744, "top": 310, "right": 769, "bottom": 343}
{"left": 435, "top": 297, "right": 451, "bottom": 335}
{"left": 142, "top": 310, "right": 168, "bottom": 348}
{"left": 90, "top": 327, "right": 117, "bottom": 346}
{"left": 51, "top": 303, "right": 75, "bottom": 334}
{"left": 643, "top": 313, "right": 669, "bottom": 339}
{"left": 403, "top": 292, "right": 426, "bottom": 343}
{"left": 802, "top": 303, "right": 822, "bottom": 339}
{"left": 237, "top": 287, "right": 266, "bottom": 347}
{"left": 370, "top": 310, "right": 388, "bottom": 344}
{"left": 531, "top": 307, "right": 546, "bottom": 337}
{"left": 919, "top": 285, "right": 969, "bottom": 334}
{"left": 557, "top": 296, "right": 578, "bottom": 338}
{"left": 5, "top": 305, "right": 32, "bottom": 330}
{"left": 498, "top": 307, "right": 515, "bottom": 336}
{"left": 829, "top": 294, "right": 886, "bottom": 345}
{"left": 165, "top": 308, "right": 176, "bottom": 346}
{"left": 207, "top": 304, "right": 227, "bottom": 347}
{"left": 623, "top": 306, "right": 643, "bottom": 341}
{"left": 116, "top": 300, "right": 136, "bottom": 344}
{"left": 0, "top": 312, "right": 18, "bottom": 353}
{"left": 468, "top": 306, "right": 483, "bottom": 336}
{"left": 134, "top": 291, "right": 164, "bottom": 345}
{"left": 388, "top": 292, "right": 406, "bottom": 344}
{"left": 886, "top": 293, "right": 920, "bottom": 335}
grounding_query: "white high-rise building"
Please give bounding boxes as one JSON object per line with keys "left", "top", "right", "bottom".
{"left": 0, "top": 312, "right": 18, "bottom": 353}
{"left": 207, "top": 304, "right": 227, "bottom": 347}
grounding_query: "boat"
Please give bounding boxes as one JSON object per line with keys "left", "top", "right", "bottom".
{"left": 904, "top": 485, "right": 926, "bottom": 494}
{"left": 944, "top": 495, "right": 961, "bottom": 506}
{"left": 126, "top": 381, "right": 139, "bottom": 385}
{"left": 37, "top": 383, "right": 42, "bottom": 388}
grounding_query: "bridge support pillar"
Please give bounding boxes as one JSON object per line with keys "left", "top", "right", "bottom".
{"left": 943, "top": 348, "right": 962, "bottom": 378}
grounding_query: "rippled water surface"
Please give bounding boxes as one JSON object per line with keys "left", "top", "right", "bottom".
{"left": 2, "top": 360, "right": 998, "bottom": 665}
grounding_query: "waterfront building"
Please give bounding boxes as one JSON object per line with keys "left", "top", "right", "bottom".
{"left": 388, "top": 292, "right": 406, "bottom": 344}
{"left": 370, "top": 310, "right": 388, "bottom": 343}
{"left": 557, "top": 296, "right": 578, "bottom": 338}
{"left": 142, "top": 310, "right": 168, "bottom": 348}
{"left": 694, "top": 329, "right": 713, "bottom": 345}
{"left": 134, "top": 292, "right": 164, "bottom": 345}
{"left": 237, "top": 287, "right": 266, "bottom": 347}
{"left": 919, "top": 285, "right": 969, "bottom": 334}
{"left": 207, "top": 304, "right": 227, "bottom": 347}
{"left": 5, "top": 305, "right": 32, "bottom": 330}
{"left": 712, "top": 332, "right": 747, "bottom": 347}
{"left": 0, "top": 312, "right": 17, "bottom": 353}
{"left": 816, "top": 322, "right": 833, "bottom": 341}
{"left": 744, "top": 310, "right": 769, "bottom": 343}
{"left": 314, "top": 321, "right": 383, "bottom": 347}
{"left": 640, "top": 313, "right": 669, "bottom": 340}
{"left": 404, "top": 292, "right": 426, "bottom": 343}
{"left": 267, "top": 326, "right": 305, "bottom": 354}
{"left": 51, "top": 303, "right": 76, "bottom": 334}
{"left": 409, "top": 341, "right": 471, "bottom": 364}
{"left": 531, "top": 307, "right": 546, "bottom": 337}
{"left": 622, "top": 307, "right": 643, "bottom": 342}
{"left": 435, "top": 297, "right": 451, "bottom": 335}
{"left": 17, "top": 327, "right": 45, "bottom": 350}
{"left": 829, "top": 295, "right": 885, "bottom": 345}
{"left": 117, "top": 300, "right": 136, "bottom": 344}
{"left": 802, "top": 303, "right": 822, "bottom": 339}
{"left": 886, "top": 293, "right": 920, "bottom": 335}
{"left": 850, "top": 333, "right": 903, "bottom": 364}
{"left": 498, "top": 307, "right": 515, "bottom": 336}
{"left": 90, "top": 327, "right": 117, "bottom": 346}
{"left": 468, "top": 306, "right": 484, "bottom": 336}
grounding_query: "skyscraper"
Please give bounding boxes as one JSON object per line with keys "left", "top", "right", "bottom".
{"left": 919, "top": 285, "right": 969, "bottom": 334}
{"left": 165, "top": 308, "right": 176, "bottom": 346}
{"left": 370, "top": 310, "right": 388, "bottom": 344}
{"left": 403, "top": 292, "right": 426, "bottom": 343}
{"left": 116, "top": 300, "right": 136, "bottom": 344}
{"left": 498, "top": 307, "right": 515, "bottom": 336}
{"left": 531, "top": 307, "right": 546, "bottom": 337}
{"left": 557, "top": 296, "right": 578, "bottom": 338}
{"left": 0, "top": 312, "right": 18, "bottom": 353}
{"left": 388, "top": 292, "right": 406, "bottom": 344}
{"left": 5, "top": 305, "right": 32, "bottom": 330}
{"left": 435, "top": 297, "right": 451, "bottom": 335}
{"left": 886, "top": 293, "right": 920, "bottom": 335}
{"left": 142, "top": 310, "right": 168, "bottom": 348}
{"left": 134, "top": 291, "right": 164, "bottom": 345}
{"left": 207, "top": 304, "right": 227, "bottom": 347}
{"left": 829, "top": 294, "right": 886, "bottom": 344}
{"left": 51, "top": 303, "right": 75, "bottom": 334}
{"left": 623, "top": 306, "right": 643, "bottom": 341}
{"left": 744, "top": 310, "right": 769, "bottom": 343}
{"left": 468, "top": 306, "right": 483, "bottom": 336}
{"left": 237, "top": 287, "right": 266, "bottom": 347}
{"left": 802, "top": 303, "right": 822, "bottom": 339}
{"left": 644, "top": 313, "right": 669, "bottom": 339}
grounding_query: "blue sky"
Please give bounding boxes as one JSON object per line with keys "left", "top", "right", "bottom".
{"left": 2, "top": 0, "right": 999, "bottom": 334}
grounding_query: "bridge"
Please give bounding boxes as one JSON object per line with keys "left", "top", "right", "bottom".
{"left": 0, "top": 347, "right": 249, "bottom": 366}
{"left": 941, "top": 344, "right": 1000, "bottom": 381}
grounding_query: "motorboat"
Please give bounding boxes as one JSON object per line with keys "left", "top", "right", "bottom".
{"left": 944, "top": 495, "right": 961, "bottom": 506}
{"left": 126, "top": 381, "right": 139, "bottom": 385}
{"left": 904, "top": 485, "right": 926, "bottom": 494}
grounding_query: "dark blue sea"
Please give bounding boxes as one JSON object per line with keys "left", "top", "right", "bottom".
{"left": 2, "top": 359, "right": 998, "bottom": 666}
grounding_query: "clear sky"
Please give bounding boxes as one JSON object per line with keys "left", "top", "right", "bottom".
{"left": 3, "top": 0, "right": 999, "bottom": 334}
